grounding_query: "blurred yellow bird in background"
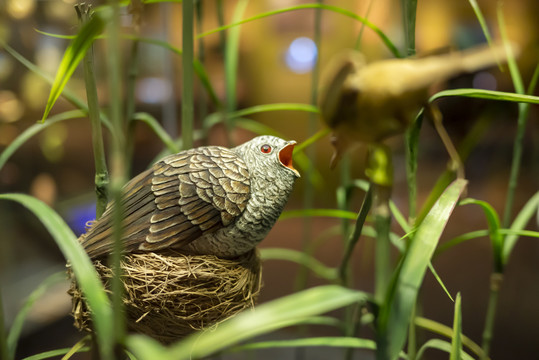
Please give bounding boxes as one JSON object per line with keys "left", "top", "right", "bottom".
{"left": 319, "top": 43, "right": 518, "bottom": 168}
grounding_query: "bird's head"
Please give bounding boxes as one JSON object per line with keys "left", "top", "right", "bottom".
{"left": 235, "top": 135, "right": 300, "bottom": 179}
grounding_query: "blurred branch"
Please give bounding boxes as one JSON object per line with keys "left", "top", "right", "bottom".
{"left": 76, "top": 3, "right": 109, "bottom": 219}
{"left": 182, "top": 0, "right": 195, "bottom": 150}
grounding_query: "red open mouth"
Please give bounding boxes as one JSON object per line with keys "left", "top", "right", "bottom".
{"left": 278, "top": 141, "right": 299, "bottom": 176}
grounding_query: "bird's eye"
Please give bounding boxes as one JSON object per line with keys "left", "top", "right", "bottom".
{"left": 260, "top": 144, "right": 272, "bottom": 154}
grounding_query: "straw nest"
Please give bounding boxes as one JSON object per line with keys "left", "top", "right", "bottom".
{"left": 68, "top": 249, "right": 262, "bottom": 343}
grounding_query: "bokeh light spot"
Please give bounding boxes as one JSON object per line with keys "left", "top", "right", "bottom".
{"left": 473, "top": 71, "right": 497, "bottom": 91}
{"left": 285, "top": 37, "right": 318, "bottom": 74}
{"left": 136, "top": 77, "right": 173, "bottom": 104}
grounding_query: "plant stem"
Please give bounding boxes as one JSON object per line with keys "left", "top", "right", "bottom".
{"left": 216, "top": 0, "right": 226, "bottom": 55}
{"left": 405, "top": 112, "right": 423, "bottom": 224}
{"left": 481, "top": 272, "right": 503, "bottom": 359}
{"left": 401, "top": 0, "right": 418, "bottom": 224}
{"left": 0, "top": 288, "right": 8, "bottom": 360}
{"left": 401, "top": 0, "right": 417, "bottom": 56}
{"left": 407, "top": 302, "right": 417, "bottom": 360}
{"left": 76, "top": 4, "right": 109, "bottom": 219}
{"left": 373, "top": 185, "right": 392, "bottom": 304}
{"left": 106, "top": 0, "right": 126, "bottom": 350}
{"left": 366, "top": 145, "right": 393, "bottom": 304}
{"left": 196, "top": 0, "right": 208, "bottom": 142}
{"left": 182, "top": 0, "right": 195, "bottom": 150}
{"left": 125, "top": 31, "right": 140, "bottom": 174}
{"left": 295, "top": 6, "right": 322, "bottom": 359}
{"left": 498, "top": 4, "right": 528, "bottom": 228}
{"left": 339, "top": 185, "right": 372, "bottom": 286}
{"left": 295, "top": 0, "right": 323, "bottom": 294}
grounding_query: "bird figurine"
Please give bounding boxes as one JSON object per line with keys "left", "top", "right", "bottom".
{"left": 80, "top": 135, "right": 300, "bottom": 259}
{"left": 319, "top": 42, "right": 517, "bottom": 167}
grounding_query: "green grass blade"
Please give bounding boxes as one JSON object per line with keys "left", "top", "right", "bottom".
{"left": 0, "top": 194, "right": 114, "bottom": 360}
{"left": 498, "top": 4, "right": 533, "bottom": 231}
{"left": 436, "top": 228, "right": 539, "bottom": 258}
{"left": 260, "top": 248, "right": 338, "bottom": 280}
{"left": 435, "top": 229, "right": 489, "bottom": 256}
{"left": 6, "top": 272, "right": 66, "bottom": 360}
{"left": 127, "top": 285, "right": 367, "bottom": 360}
{"left": 0, "top": 43, "right": 113, "bottom": 129}
{"left": 416, "top": 339, "right": 474, "bottom": 360}
{"left": 401, "top": 0, "right": 417, "bottom": 56}
{"left": 0, "top": 110, "right": 85, "bottom": 171}
{"left": 198, "top": 4, "right": 402, "bottom": 58}
{"left": 430, "top": 88, "right": 539, "bottom": 104}
{"left": 428, "top": 263, "right": 454, "bottom": 302}
{"left": 125, "top": 336, "right": 170, "bottom": 359}
{"left": 132, "top": 36, "right": 221, "bottom": 107}
{"left": 59, "top": 335, "right": 90, "bottom": 360}
{"left": 0, "top": 291, "right": 7, "bottom": 360}
{"left": 225, "top": 0, "right": 249, "bottom": 114}
{"left": 21, "top": 347, "right": 90, "bottom": 360}
{"left": 466, "top": 0, "right": 494, "bottom": 46}
{"left": 377, "top": 179, "right": 467, "bottom": 360}
{"left": 230, "top": 103, "right": 319, "bottom": 119}
{"left": 204, "top": 103, "right": 319, "bottom": 128}
{"left": 181, "top": 0, "right": 195, "bottom": 150}
{"left": 405, "top": 111, "right": 424, "bottom": 223}
{"left": 280, "top": 208, "right": 358, "bottom": 221}
{"left": 503, "top": 191, "right": 539, "bottom": 262}
{"left": 414, "top": 316, "right": 485, "bottom": 359}
{"left": 460, "top": 198, "right": 503, "bottom": 272}
{"left": 230, "top": 337, "right": 378, "bottom": 352}
{"left": 41, "top": 10, "right": 107, "bottom": 122}
{"left": 294, "top": 128, "right": 331, "bottom": 154}
{"left": 450, "top": 293, "right": 463, "bottom": 360}
{"left": 339, "top": 185, "right": 373, "bottom": 285}
{"left": 132, "top": 112, "right": 181, "bottom": 153}
{"left": 35, "top": 30, "right": 222, "bottom": 108}
{"left": 389, "top": 200, "right": 410, "bottom": 234}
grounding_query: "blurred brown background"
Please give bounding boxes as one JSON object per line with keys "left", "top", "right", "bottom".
{"left": 1, "top": 0, "right": 538, "bottom": 359}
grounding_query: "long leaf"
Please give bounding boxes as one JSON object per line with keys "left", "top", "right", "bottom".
{"left": 450, "top": 293, "right": 463, "bottom": 360}
{"left": 0, "top": 110, "right": 86, "bottom": 171}
{"left": 436, "top": 228, "right": 539, "bottom": 257}
{"left": 0, "top": 194, "right": 114, "bottom": 359}
{"left": 430, "top": 88, "right": 539, "bottom": 105}
{"left": 416, "top": 339, "right": 474, "bottom": 360}
{"left": 0, "top": 43, "right": 109, "bottom": 127}
{"left": 466, "top": 0, "right": 495, "bottom": 47}
{"left": 6, "top": 272, "right": 66, "bottom": 360}
{"left": 60, "top": 335, "right": 90, "bottom": 360}
{"left": 224, "top": 0, "right": 249, "bottom": 114}
{"left": 260, "top": 248, "right": 338, "bottom": 280}
{"left": 460, "top": 198, "right": 504, "bottom": 272}
{"left": 132, "top": 112, "right": 181, "bottom": 154}
{"left": 229, "top": 337, "right": 403, "bottom": 357}
{"left": 198, "top": 4, "right": 402, "bottom": 58}
{"left": 503, "top": 191, "right": 539, "bottom": 262}
{"left": 377, "top": 179, "right": 467, "bottom": 360}
{"left": 126, "top": 285, "right": 367, "bottom": 360}
{"left": 414, "top": 316, "right": 485, "bottom": 358}
{"left": 0, "top": 291, "right": 7, "bottom": 360}
{"left": 42, "top": 10, "right": 107, "bottom": 122}
{"left": 280, "top": 208, "right": 358, "bottom": 221}
{"left": 34, "top": 30, "right": 222, "bottom": 107}
{"left": 21, "top": 347, "right": 90, "bottom": 360}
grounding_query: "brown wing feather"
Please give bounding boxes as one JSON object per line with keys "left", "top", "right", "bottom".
{"left": 79, "top": 146, "right": 251, "bottom": 258}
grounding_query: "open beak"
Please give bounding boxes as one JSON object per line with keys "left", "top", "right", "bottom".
{"left": 279, "top": 141, "right": 300, "bottom": 177}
